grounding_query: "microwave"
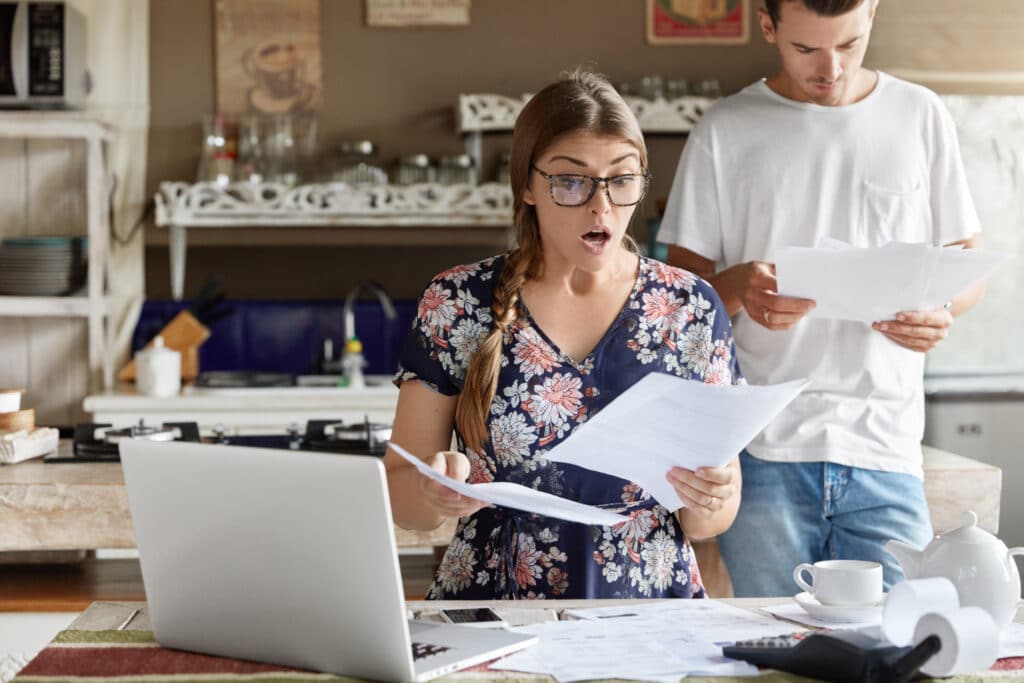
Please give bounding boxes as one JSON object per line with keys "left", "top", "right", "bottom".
{"left": 0, "top": 1, "right": 88, "bottom": 108}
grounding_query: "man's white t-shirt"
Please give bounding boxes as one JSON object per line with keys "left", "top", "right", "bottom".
{"left": 658, "top": 72, "right": 980, "bottom": 477}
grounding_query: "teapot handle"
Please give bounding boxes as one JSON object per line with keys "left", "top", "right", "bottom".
{"left": 1009, "top": 547, "right": 1024, "bottom": 610}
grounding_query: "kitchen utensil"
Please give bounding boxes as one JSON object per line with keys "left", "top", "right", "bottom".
{"left": 118, "top": 310, "right": 210, "bottom": 382}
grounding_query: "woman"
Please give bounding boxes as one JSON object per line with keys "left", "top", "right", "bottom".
{"left": 385, "top": 71, "right": 742, "bottom": 600}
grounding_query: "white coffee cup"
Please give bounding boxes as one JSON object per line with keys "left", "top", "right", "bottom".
{"left": 793, "top": 559, "right": 883, "bottom": 606}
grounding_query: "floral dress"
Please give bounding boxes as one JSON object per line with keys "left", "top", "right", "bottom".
{"left": 395, "top": 255, "right": 743, "bottom": 599}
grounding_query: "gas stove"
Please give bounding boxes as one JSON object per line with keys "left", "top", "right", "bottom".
{"left": 45, "top": 417, "right": 391, "bottom": 463}
{"left": 213, "top": 418, "right": 391, "bottom": 456}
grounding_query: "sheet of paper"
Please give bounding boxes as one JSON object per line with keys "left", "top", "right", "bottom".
{"left": 544, "top": 374, "right": 807, "bottom": 510}
{"left": 494, "top": 600, "right": 804, "bottom": 681}
{"left": 388, "top": 443, "right": 627, "bottom": 527}
{"left": 775, "top": 241, "right": 1007, "bottom": 323}
{"left": 491, "top": 618, "right": 762, "bottom": 681}
{"left": 999, "top": 622, "right": 1024, "bottom": 658}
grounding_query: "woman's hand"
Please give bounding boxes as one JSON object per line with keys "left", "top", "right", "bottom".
{"left": 421, "top": 450, "right": 490, "bottom": 519}
{"left": 666, "top": 463, "right": 739, "bottom": 519}
{"left": 667, "top": 458, "right": 741, "bottom": 541}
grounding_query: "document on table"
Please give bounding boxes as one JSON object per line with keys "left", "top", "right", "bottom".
{"left": 775, "top": 240, "right": 1006, "bottom": 323}
{"left": 544, "top": 374, "right": 807, "bottom": 510}
{"left": 389, "top": 443, "right": 628, "bottom": 527}
{"left": 492, "top": 600, "right": 803, "bottom": 682}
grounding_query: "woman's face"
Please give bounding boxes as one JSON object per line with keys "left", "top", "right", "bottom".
{"left": 523, "top": 132, "right": 645, "bottom": 273}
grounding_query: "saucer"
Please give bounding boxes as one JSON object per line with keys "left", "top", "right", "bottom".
{"left": 248, "top": 83, "right": 316, "bottom": 113}
{"left": 793, "top": 591, "right": 885, "bottom": 624}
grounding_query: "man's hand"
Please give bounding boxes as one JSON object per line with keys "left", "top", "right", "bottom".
{"left": 737, "top": 261, "right": 816, "bottom": 330}
{"left": 873, "top": 308, "right": 953, "bottom": 353}
{"left": 420, "top": 450, "right": 489, "bottom": 519}
{"left": 666, "top": 463, "right": 739, "bottom": 521}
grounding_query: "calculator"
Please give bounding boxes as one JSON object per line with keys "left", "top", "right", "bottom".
{"left": 722, "top": 629, "right": 941, "bottom": 683}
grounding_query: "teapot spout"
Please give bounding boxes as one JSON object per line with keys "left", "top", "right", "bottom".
{"left": 885, "top": 539, "right": 924, "bottom": 579}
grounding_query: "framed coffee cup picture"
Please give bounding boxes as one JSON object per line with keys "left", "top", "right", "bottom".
{"left": 214, "top": 0, "right": 323, "bottom": 115}
{"left": 646, "top": 0, "right": 750, "bottom": 45}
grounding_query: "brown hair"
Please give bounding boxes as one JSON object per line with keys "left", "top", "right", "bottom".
{"left": 763, "top": 0, "right": 866, "bottom": 25}
{"left": 454, "top": 69, "right": 648, "bottom": 452}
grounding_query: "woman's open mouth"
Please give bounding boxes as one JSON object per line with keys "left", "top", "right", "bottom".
{"left": 581, "top": 226, "right": 611, "bottom": 253}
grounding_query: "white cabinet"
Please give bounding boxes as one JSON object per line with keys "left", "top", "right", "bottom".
{"left": 924, "top": 373, "right": 1024, "bottom": 546}
{"left": 0, "top": 112, "right": 115, "bottom": 403}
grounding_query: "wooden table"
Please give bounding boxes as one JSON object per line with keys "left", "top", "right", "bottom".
{"left": 11, "top": 599, "right": 1022, "bottom": 683}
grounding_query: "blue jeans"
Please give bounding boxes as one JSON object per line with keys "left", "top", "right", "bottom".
{"left": 717, "top": 451, "right": 934, "bottom": 597}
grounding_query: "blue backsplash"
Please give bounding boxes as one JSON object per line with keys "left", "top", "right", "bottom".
{"left": 133, "top": 300, "right": 419, "bottom": 376}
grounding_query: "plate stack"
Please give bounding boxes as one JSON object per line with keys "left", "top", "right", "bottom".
{"left": 0, "top": 236, "right": 88, "bottom": 296}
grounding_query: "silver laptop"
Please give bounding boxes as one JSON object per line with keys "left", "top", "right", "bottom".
{"left": 120, "top": 440, "right": 537, "bottom": 682}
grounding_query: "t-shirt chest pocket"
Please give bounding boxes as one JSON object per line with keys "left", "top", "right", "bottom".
{"left": 859, "top": 179, "right": 932, "bottom": 246}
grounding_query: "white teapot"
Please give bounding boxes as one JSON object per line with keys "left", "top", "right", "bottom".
{"left": 885, "top": 511, "right": 1024, "bottom": 630}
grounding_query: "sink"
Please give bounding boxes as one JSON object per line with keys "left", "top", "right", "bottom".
{"left": 294, "top": 374, "right": 390, "bottom": 388}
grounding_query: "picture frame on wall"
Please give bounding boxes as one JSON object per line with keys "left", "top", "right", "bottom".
{"left": 214, "top": 0, "right": 323, "bottom": 115}
{"left": 366, "top": 0, "right": 471, "bottom": 27}
{"left": 646, "top": 0, "right": 750, "bottom": 45}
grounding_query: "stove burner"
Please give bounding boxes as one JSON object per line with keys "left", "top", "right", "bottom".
{"left": 305, "top": 417, "right": 389, "bottom": 456}
{"left": 96, "top": 420, "right": 180, "bottom": 444}
{"left": 50, "top": 421, "right": 202, "bottom": 463}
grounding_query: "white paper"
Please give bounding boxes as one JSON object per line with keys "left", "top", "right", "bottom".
{"left": 775, "top": 241, "right": 1007, "bottom": 323}
{"left": 490, "top": 602, "right": 788, "bottom": 681}
{"left": 389, "top": 443, "right": 628, "bottom": 527}
{"left": 545, "top": 374, "right": 807, "bottom": 510}
{"left": 999, "top": 622, "right": 1024, "bottom": 658}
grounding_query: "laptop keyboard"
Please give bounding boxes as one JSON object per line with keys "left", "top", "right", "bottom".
{"left": 411, "top": 642, "right": 452, "bottom": 661}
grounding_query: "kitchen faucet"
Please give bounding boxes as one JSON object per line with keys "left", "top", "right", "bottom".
{"left": 323, "top": 280, "right": 398, "bottom": 375}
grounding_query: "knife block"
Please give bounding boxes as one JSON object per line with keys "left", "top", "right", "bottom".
{"left": 118, "top": 311, "right": 210, "bottom": 382}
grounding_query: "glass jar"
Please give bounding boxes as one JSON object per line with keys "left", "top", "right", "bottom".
{"left": 437, "top": 154, "right": 476, "bottom": 185}
{"left": 395, "top": 154, "right": 436, "bottom": 185}
{"left": 332, "top": 140, "right": 388, "bottom": 185}
{"left": 197, "top": 113, "right": 234, "bottom": 187}
{"left": 235, "top": 113, "right": 264, "bottom": 184}
{"left": 262, "top": 113, "right": 299, "bottom": 187}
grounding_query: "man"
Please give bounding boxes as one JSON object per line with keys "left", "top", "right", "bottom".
{"left": 658, "top": 0, "right": 986, "bottom": 596}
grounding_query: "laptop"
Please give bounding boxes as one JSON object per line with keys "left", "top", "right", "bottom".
{"left": 119, "top": 440, "right": 537, "bottom": 682}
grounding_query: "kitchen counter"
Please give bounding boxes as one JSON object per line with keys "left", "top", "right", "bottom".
{"left": 83, "top": 380, "right": 400, "bottom": 434}
{"left": 0, "top": 444, "right": 1000, "bottom": 560}
{"left": 0, "top": 442, "right": 456, "bottom": 553}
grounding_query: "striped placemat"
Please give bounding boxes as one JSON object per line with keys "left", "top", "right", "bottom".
{"left": 14, "top": 630, "right": 362, "bottom": 683}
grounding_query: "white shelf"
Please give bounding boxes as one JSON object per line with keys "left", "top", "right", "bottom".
{"left": 457, "top": 93, "right": 716, "bottom": 135}
{"left": 0, "top": 111, "right": 113, "bottom": 141}
{"left": 0, "top": 295, "right": 109, "bottom": 318}
{"left": 155, "top": 180, "right": 513, "bottom": 228}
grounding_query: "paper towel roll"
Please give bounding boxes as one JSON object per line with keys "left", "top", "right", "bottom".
{"left": 913, "top": 607, "right": 1000, "bottom": 677}
{"left": 883, "top": 577, "right": 961, "bottom": 646}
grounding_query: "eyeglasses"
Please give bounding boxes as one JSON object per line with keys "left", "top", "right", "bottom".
{"left": 531, "top": 165, "right": 650, "bottom": 207}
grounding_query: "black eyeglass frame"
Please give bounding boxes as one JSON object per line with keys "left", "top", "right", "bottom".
{"left": 530, "top": 165, "right": 651, "bottom": 207}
